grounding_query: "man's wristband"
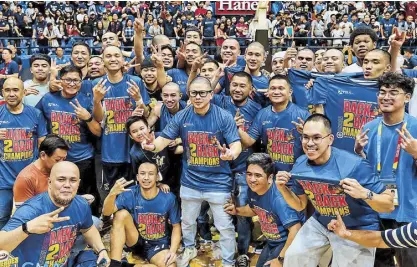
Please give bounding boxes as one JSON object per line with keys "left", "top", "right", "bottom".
{"left": 97, "top": 248, "right": 107, "bottom": 255}
{"left": 83, "top": 116, "right": 93, "bottom": 123}
{"left": 22, "top": 222, "right": 31, "bottom": 235}
{"left": 277, "top": 256, "right": 284, "bottom": 263}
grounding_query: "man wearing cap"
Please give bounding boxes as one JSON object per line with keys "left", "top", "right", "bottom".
{"left": 271, "top": 52, "right": 286, "bottom": 76}
{"left": 32, "top": 12, "right": 47, "bottom": 54}
{"left": 141, "top": 58, "right": 161, "bottom": 107}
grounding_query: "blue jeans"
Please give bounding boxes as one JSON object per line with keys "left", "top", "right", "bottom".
{"left": 0, "top": 189, "right": 14, "bottom": 230}
{"left": 234, "top": 172, "right": 252, "bottom": 255}
{"left": 180, "top": 186, "right": 236, "bottom": 265}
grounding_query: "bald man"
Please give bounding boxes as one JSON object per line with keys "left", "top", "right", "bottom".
{"left": 142, "top": 77, "right": 242, "bottom": 267}
{"left": 0, "top": 161, "right": 110, "bottom": 265}
{"left": 0, "top": 77, "right": 47, "bottom": 229}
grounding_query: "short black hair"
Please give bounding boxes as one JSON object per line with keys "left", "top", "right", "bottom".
{"left": 39, "top": 134, "right": 70, "bottom": 157}
{"left": 304, "top": 114, "right": 332, "bottom": 134}
{"left": 367, "top": 48, "right": 391, "bottom": 64}
{"left": 404, "top": 48, "right": 413, "bottom": 54}
{"left": 30, "top": 54, "right": 51, "bottom": 66}
{"left": 160, "top": 44, "right": 174, "bottom": 56}
{"left": 2, "top": 48, "right": 12, "bottom": 54}
{"left": 126, "top": 116, "right": 148, "bottom": 133}
{"left": 246, "top": 153, "right": 274, "bottom": 177}
{"left": 17, "top": 4, "right": 22, "bottom": 9}
{"left": 349, "top": 27, "right": 378, "bottom": 45}
{"left": 72, "top": 41, "right": 91, "bottom": 55}
{"left": 231, "top": 71, "right": 253, "bottom": 87}
{"left": 269, "top": 74, "right": 290, "bottom": 86}
{"left": 203, "top": 57, "right": 219, "bottom": 68}
{"left": 185, "top": 26, "right": 202, "bottom": 39}
{"left": 60, "top": 65, "right": 82, "bottom": 80}
{"left": 378, "top": 72, "right": 415, "bottom": 96}
{"left": 185, "top": 41, "right": 203, "bottom": 55}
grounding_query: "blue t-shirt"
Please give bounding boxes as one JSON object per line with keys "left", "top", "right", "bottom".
{"left": 161, "top": 104, "right": 240, "bottom": 192}
{"left": 159, "top": 101, "right": 187, "bottom": 131}
{"left": 308, "top": 76, "right": 380, "bottom": 151}
{"left": 115, "top": 186, "right": 180, "bottom": 244}
{"left": 248, "top": 184, "right": 303, "bottom": 246}
{"left": 36, "top": 92, "right": 94, "bottom": 162}
{"left": 0, "top": 105, "right": 47, "bottom": 189}
{"left": 202, "top": 18, "right": 216, "bottom": 37}
{"left": 251, "top": 74, "right": 270, "bottom": 108}
{"left": 218, "top": 64, "right": 246, "bottom": 95}
{"left": 54, "top": 56, "right": 70, "bottom": 66}
{"left": 212, "top": 95, "right": 261, "bottom": 172}
{"left": 363, "top": 114, "right": 417, "bottom": 222}
{"left": 0, "top": 61, "right": 19, "bottom": 76}
{"left": 380, "top": 18, "right": 396, "bottom": 35}
{"left": 291, "top": 147, "right": 386, "bottom": 230}
{"left": 2, "top": 193, "right": 93, "bottom": 265}
{"left": 166, "top": 69, "right": 188, "bottom": 101}
{"left": 247, "top": 103, "right": 309, "bottom": 173}
{"left": 93, "top": 74, "right": 150, "bottom": 163}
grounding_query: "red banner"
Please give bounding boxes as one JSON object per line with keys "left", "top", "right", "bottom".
{"left": 215, "top": 1, "right": 260, "bottom": 15}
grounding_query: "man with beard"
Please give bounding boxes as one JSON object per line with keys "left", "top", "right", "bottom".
{"left": 276, "top": 114, "right": 394, "bottom": 267}
{"left": 86, "top": 56, "right": 106, "bottom": 80}
{"left": 0, "top": 77, "right": 47, "bottom": 229}
{"left": 212, "top": 71, "right": 262, "bottom": 267}
{"left": 354, "top": 72, "right": 417, "bottom": 267}
{"left": 140, "top": 58, "right": 161, "bottom": 106}
{"left": 142, "top": 77, "right": 242, "bottom": 267}
{"left": 92, "top": 45, "right": 150, "bottom": 204}
{"left": 238, "top": 75, "right": 309, "bottom": 177}
{"left": 23, "top": 54, "right": 52, "bottom": 107}
{"left": 0, "top": 161, "right": 110, "bottom": 266}
{"left": 342, "top": 27, "right": 378, "bottom": 73}
{"left": 36, "top": 66, "right": 102, "bottom": 207}
{"left": 103, "top": 163, "right": 181, "bottom": 267}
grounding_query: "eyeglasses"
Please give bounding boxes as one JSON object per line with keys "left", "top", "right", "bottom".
{"left": 376, "top": 91, "right": 406, "bottom": 99}
{"left": 189, "top": 90, "right": 212, "bottom": 98}
{"left": 301, "top": 134, "right": 331, "bottom": 145}
{"left": 62, "top": 78, "right": 82, "bottom": 85}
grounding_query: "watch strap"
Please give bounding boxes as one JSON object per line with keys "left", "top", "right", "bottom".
{"left": 22, "top": 222, "right": 31, "bottom": 235}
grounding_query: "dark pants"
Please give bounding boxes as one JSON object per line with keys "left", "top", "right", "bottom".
{"left": 374, "top": 219, "right": 417, "bottom": 267}
{"left": 75, "top": 158, "right": 99, "bottom": 216}
{"left": 203, "top": 39, "right": 216, "bottom": 54}
{"left": 98, "top": 162, "right": 132, "bottom": 206}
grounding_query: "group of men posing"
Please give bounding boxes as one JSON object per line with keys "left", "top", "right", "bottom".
{"left": 0, "top": 16, "right": 416, "bottom": 267}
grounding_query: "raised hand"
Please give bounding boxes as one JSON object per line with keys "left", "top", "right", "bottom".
{"left": 340, "top": 178, "right": 367, "bottom": 199}
{"left": 49, "top": 80, "right": 63, "bottom": 93}
{"left": 397, "top": 128, "right": 417, "bottom": 159}
{"left": 291, "top": 117, "right": 305, "bottom": 134}
{"left": 26, "top": 207, "right": 70, "bottom": 234}
{"left": 134, "top": 17, "right": 144, "bottom": 34}
{"left": 151, "top": 45, "right": 164, "bottom": 68}
{"left": 93, "top": 79, "right": 111, "bottom": 102}
{"left": 109, "top": 178, "right": 134, "bottom": 196}
{"left": 275, "top": 171, "right": 292, "bottom": 190}
{"left": 176, "top": 41, "right": 186, "bottom": 61}
{"left": 132, "top": 106, "right": 145, "bottom": 117}
{"left": 389, "top": 28, "right": 406, "bottom": 50}
{"left": 141, "top": 132, "right": 156, "bottom": 151}
{"left": 234, "top": 108, "right": 245, "bottom": 129}
{"left": 126, "top": 80, "right": 143, "bottom": 102}
{"left": 191, "top": 53, "right": 206, "bottom": 72}
{"left": 217, "top": 140, "right": 234, "bottom": 161}
{"left": 354, "top": 128, "right": 369, "bottom": 155}
{"left": 70, "top": 99, "right": 91, "bottom": 121}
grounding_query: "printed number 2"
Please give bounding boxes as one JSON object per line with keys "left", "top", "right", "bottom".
{"left": 51, "top": 122, "right": 59, "bottom": 134}
{"left": 189, "top": 143, "right": 196, "bottom": 157}
{"left": 343, "top": 113, "right": 354, "bottom": 127}
{"left": 46, "top": 244, "right": 59, "bottom": 261}
{"left": 106, "top": 110, "right": 114, "bottom": 124}
{"left": 3, "top": 140, "right": 12, "bottom": 153}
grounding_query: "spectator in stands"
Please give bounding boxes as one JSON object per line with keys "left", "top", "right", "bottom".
{"left": 404, "top": 15, "right": 416, "bottom": 46}
{"left": 32, "top": 12, "right": 48, "bottom": 53}
{"left": 201, "top": 10, "right": 217, "bottom": 54}
{"left": 163, "top": 13, "right": 177, "bottom": 48}
{"left": 122, "top": 19, "right": 134, "bottom": 51}
{"left": 311, "top": 14, "right": 325, "bottom": 46}
{"left": 404, "top": 48, "right": 417, "bottom": 69}
{"left": 43, "top": 23, "right": 59, "bottom": 52}
{"left": 0, "top": 48, "right": 19, "bottom": 88}
{"left": 216, "top": 22, "right": 227, "bottom": 49}
{"left": 236, "top": 16, "right": 248, "bottom": 53}
{"left": 7, "top": 45, "right": 22, "bottom": 72}
{"left": 108, "top": 13, "right": 122, "bottom": 37}
{"left": 14, "top": 4, "right": 25, "bottom": 27}
{"left": 0, "top": 11, "right": 10, "bottom": 48}
{"left": 54, "top": 46, "right": 70, "bottom": 67}
{"left": 339, "top": 14, "right": 353, "bottom": 45}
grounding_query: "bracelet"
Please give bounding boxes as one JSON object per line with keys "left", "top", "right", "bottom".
{"left": 97, "top": 248, "right": 107, "bottom": 255}
{"left": 151, "top": 144, "right": 157, "bottom": 152}
{"left": 83, "top": 115, "right": 93, "bottom": 123}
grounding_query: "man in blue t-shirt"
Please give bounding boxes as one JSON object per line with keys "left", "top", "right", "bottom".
{"left": 380, "top": 12, "right": 396, "bottom": 46}
{"left": 36, "top": 65, "right": 102, "bottom": 201}
{"left": 0, "top": 161, "right": 109, "bottom": 266}
{"left": 102, "top": 162, "right": 181, "bottom": 267}
{"left": 92, "top": 45, "right": 151, "bottom": 204}
{"left": 354, "top": 72, "right": 417, "bottom": 267}
{"left": 201, "top": 10, "right": 217, "bottom": 54}
{"left": 240, "top": 75, "right": 310, "bottom": 174}
{"left": 276, "top": 114, "right": 394, "bottom": 267}
{"left": 224, "top": 153, "right": 303, "bottom": 267}
{"left": 0, "top": 48, "right": 19, "bottom": 89}
{"left": 142, "top": 77, "right": 242, "bottom": 267}
{"left": 0, "top": 77, "right": 47, "bottom": 229}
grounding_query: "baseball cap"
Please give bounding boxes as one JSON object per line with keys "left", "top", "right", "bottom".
{"left": 272, "top": 51, "right": 286, "bottom": 62}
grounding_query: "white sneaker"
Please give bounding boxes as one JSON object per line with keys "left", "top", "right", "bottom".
{"left": 176, "top": 247, "right": 198, "bottom": 267}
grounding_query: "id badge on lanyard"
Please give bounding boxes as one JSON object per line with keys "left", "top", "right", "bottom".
{"left": 377, "top": 120, "right": 407, "bottom": 206}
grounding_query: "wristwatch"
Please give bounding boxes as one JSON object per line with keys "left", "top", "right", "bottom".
{"left": 22, "top": 222, "right": 31, "bottom": 235}
{"left": 366, "top": 190, "right": 374, "bottom": 200}
{"left": 277, "top": 256, "right": 284, "bottom": 263}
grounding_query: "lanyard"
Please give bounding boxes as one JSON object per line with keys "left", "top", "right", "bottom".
{"left": 376, "top": 119, "right": 407, "bottom": 177}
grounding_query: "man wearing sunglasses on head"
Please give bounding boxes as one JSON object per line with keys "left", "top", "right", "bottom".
{"left": 142, "top": 76, "right": 242, "bottom": 267}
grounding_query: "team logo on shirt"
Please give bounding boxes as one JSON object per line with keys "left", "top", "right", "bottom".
{"left": 252, "top": 206, "right": 282, "bottom": 241}
{"left": 103, "top": 97, "right": 134, "bottom": 135}
{"left": 187, "top": 132, "right": 220, "bottom": 166}
{"left": 50, "top": 111, "right": 81, "bottom": 143}
{"left": 1, "top": 128, "right": 34, "bottom": 161}
{"left": 0, "top": 251, "right": 18, "bottom": 267}
{"left": 39, "top": 225, "right": 78, "bottom": 267}
{"left": 266, "top": 128, "right": 295, "bottom": 164}
{"left": 338, "top": 100, "right": 380, "bottom": 139}
{"left": 137, "top": 213, "right": 166, "bottom": 240}
{"left": 297, "top": 179, "right": 350, "bottom": 217}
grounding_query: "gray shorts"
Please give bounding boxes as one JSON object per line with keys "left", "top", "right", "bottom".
{"left": 284, "top": 217, "right": 376, "bottom": 267}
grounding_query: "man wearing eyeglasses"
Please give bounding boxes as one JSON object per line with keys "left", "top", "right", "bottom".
{"left": 36, "top": 65, "right": 102, "bottom": 204}
{"left": 275, "top": 114, "right": 394, "bottom": 267}
{"left": 142, "top": 76, "right": 242, "bottom": 267}
{"left": 353, "top": 72, "right": 417, "bottom": 267}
